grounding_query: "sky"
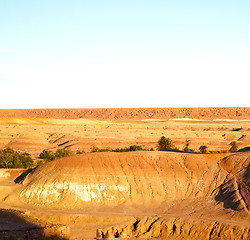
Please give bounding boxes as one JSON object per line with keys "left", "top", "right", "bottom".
{"left": 0, "top": 0, "right": 250, "bottom": 109}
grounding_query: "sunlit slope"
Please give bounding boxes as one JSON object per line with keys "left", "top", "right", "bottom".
{"left": 5, "top": 151, "right": 248, "bottom": 213}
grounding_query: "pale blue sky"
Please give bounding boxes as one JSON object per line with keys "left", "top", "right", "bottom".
{"left": 0, "top": 1, "right": 249, "bottom": 108}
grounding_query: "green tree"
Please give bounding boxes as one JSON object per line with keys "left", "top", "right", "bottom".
{"left": 18, "top": 152, "right": 33, "bottom": 168}
{"left": 39, "top": 150, "right": 55, "bottom": 162}
{"left": 129, "top": 145, "right": 143, "bottom": 151}
{"left": 0, "top": 148, "right": 13, "bottom": 168}
{"left": 229, "top": 141, "right": 238, "bottom": 153}
{"left": 199, "top": 145, "right": 208, "bottom": 153}
{"left": 0, "top": 148, "right": 33, "bottom": 168}
{"left": 39, "top": 149, "right": 72, "bottom": 162}
{"left": 55, "top": 149, "right": 71, "bottom": 159}
{"left": 157, "top": 136, "right": 174, "bottom": 151}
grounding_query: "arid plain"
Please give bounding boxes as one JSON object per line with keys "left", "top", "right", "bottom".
{"left": 0, "top": 108, "right": 249, "bottom": 239}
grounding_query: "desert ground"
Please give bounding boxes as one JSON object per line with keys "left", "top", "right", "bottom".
{"left": 0, "top": 108, "right": 249, "bottom": 239}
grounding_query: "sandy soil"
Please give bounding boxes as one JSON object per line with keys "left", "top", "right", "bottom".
{"left": 0, "top": 108, "right": 249, "bottom": 239}
{"left": 0, "top": 113, "right": 249, "bottom": 156}
{"left": 0, "top": 151, "right": 249, "bottom": 239}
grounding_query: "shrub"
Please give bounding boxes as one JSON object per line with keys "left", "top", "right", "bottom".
{"left": 129, "top": 145, "right": 144, "bottom": 151}
{"left": 199, "top": 145, "right": 208, "bottom": 153}
{"left": 220, "top": 150, "right": 228, "bottom": 153}
{"left": 183, "top": 143, "right": 190, "bottom": 152}
{"left": 98, "top": 148, "right": 113, "bottom": 152}
{"left": 229, "top": 141, "right": 238, "bottom": 153}
{"left": 91, "top": 145, "right": 147, "bottom": 153}
{"left": 209, "top": 150, "right": 219, "bottom": 153}
{"left": 0, "top": 148, "right": 33, "bottom": 168}
{"left": 91, "top": 146, "right": 99, "bottom": 153}
{"left": 55, "top": 149, "right": 71, "bottom": 159}
{"left": 39, "top": 148, "right": 72, "bottom": 162}
{"left": 39, "top": 150, "right": 55, "bottom": 162}
{"left": 76, "top": 149, "right": 85, "bottom": 154}
{"left": 157, "top": 136, "right": 174, "bottom": 151}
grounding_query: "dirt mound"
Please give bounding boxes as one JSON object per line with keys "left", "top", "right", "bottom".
{"left": 3, "top": 151, "right": 250, "bottom": 239}
{"left": 0, "top": 107, "right": 249, "bottom": 120}
{"left": 4, "top": 152, "right": 247, "bottom": 212}
{"left": 5, "top": 152, "right": 224, "bottom": 209}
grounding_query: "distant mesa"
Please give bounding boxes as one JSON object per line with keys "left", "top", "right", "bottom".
{"left": 0, "top": 107, "right": 249, "bottom": 120}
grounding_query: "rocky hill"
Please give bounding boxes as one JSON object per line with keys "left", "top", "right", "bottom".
{"left": 0, "top": 107, "right": 249, "bottom": 120}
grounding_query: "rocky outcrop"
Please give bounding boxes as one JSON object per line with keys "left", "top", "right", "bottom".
{"left": 97, "top": 216, "right": 250, "bottom": 240}
{"left": 211, "top": 152, "right": 250, "bottom": 213}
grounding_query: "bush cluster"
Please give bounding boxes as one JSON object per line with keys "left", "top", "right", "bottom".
{"left": 0, "top": 148, "right": 33, "bottom": 168}
{"left": 0, "top": 138, "right": 239, "bottom": 169}
{"left": 91, "top": 145, "right": 152, "bottom": 153}
{"left": 39, "top": 148, "right": 73, "bottom": 162}
{"left": 157, "top": 136, "right": 239, "bottom": 154}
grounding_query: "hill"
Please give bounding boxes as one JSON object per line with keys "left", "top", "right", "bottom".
{"left": 3, "top": 151, "right": 250, "bottom": 239}
{"left": 0, "top": 107, "right": 249, "bottom": 120}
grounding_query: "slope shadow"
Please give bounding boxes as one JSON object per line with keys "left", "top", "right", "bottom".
{"left": 14, "top": 167, "right": 36, "bottom": 184}
{"left": 0, "top": 209, "right": 68, "bottom": 239}
{"left": 231, "top": 128, "right": 243, "bottom": 132}
{"left": 242, "top": 165, "right": 250, "bottom": 211}
{"left": 238, "top": 147, "right": 250, "bottom": 152}
{"left": 214, "top": 164, "right": 250, "bottom": 212}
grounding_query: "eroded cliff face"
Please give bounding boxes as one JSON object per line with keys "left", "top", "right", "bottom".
{"left": 97, "top": 216, "right": 250, "bottom": 240}
{"left": 9, "top": 152, "right": 228, "bottom": 209}
{"left": 211, "top": 152, "right": 250, "bottom": 214}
